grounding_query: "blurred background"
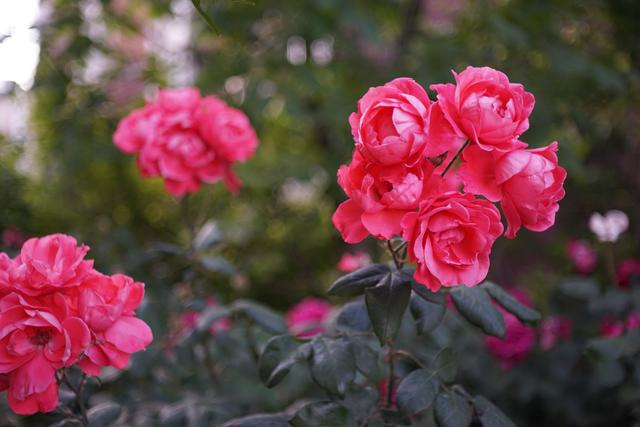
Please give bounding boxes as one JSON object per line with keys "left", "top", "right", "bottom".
{"left": 0, "top": 0, "right": 639, "bottom": 307}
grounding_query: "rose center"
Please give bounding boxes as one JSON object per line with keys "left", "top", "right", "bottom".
{"left": 30, "top": 330, "right": 52, "bottom": 346}
{"left": 436, "top": 228, "right": 464, "bottom": 247}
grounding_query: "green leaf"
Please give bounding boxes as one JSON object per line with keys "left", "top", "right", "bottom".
{"left": 410, "top": 293, "right": 446, "bottom": 335}
{"left": 336, "top": 300, "right": 371, "bottom": 332}
{"left": 483, "top": 282, "right": 540, "bottom": 324}
{"left": 365, "top": 272, "right": 411, "bottom": 345}
{"left": 396, "top": 369, "right": 439, "bottom": 415}
{"left": 232, "top": 300, "right": 287, "bottom": 334}
{"left": 200, "top": 256, "right": 236, "bottom": 275}
{"left": 379, "top": 409, "right": 412, "bottom": 425}
{"left": 190, "top": 0, "right": 220, "bottom": 34}
{"left": 310, "top": 337, "right": 356, "bottom": 396}
{"left": 432, "top": 347, "right": 457, "bottom": 383}
{"left": 258, "top": 335, "right": 308, "bottom": 387}
{"left": 289, "top": 401, "right": 351, "bottom": 427}
{"left": 474, "top": 395, "right": 517, "bottom": 427}
{"left": 342, "top": 386, "right": 379, "bottom": 422}
{"left": 350, "top": 336, "right": 379, "bottom": 379}
{"left": 450, "top": 287, "right": 505, "bottom": 338}
{"left": 196, "top": 305, "right": 231, "bottom": 332}
{"left": 328, "top": 264, "right": 390, "bottom": 296}
{"left": 87, "top": 402, "right": 122, "bottom": 427}
{"left": 222, "top": 413, "right": 290, "bottom": 427}
{"left": 559, "top": 277, "right": 600, "bottom": 300}
{"left": 434, "top": 391, "right": 472, "bottom": 427}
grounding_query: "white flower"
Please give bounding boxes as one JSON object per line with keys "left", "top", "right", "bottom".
{"left": 589, "top": 210, "right": 629, "bottom": 242}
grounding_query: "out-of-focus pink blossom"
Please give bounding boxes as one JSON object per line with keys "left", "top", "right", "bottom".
{"left": 589, "top": 210, "right": 628, "bottom": 242}
{"left": 485, "top": 289, "right": 536, "bottom": 369}
{"left": 600, "top": 313, "right": 640, "bottom": 338}
{"left": 616, "top": 258, "right": 640, "bottom": 288}
{"left": 180, "top": 297, "right": 231, "bottom": 336}
{"left": 539, "top": 316, "right": 572, "bottom": 350}
{"left": 337, "top": 251, "right": 371, "bottom": 273}
{"left": 566, "top": 239, "right": 597, "bottom": 275}
{"left": 286, "top": 298, "right": 332, "bottom": 338}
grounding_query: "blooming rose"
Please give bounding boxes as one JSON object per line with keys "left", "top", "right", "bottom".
{"left": 566, "top": 239, "right": 597, "bottom": 275}
{"left": 286, "top": 298, "right": 332, "bottom": 338}
{"left": 458, "top": 142, "right": 566, "bottom": 238}
{"left": 349, "top": 78, "right": 461, "bottom": 166}
{"left": 539, "top": 316, "right": 572, "bottom": 351}
{"left": 196, "top": 96, "right": 259, "bottom": 163}
{"left": 332, "top": 151, "right": 458, "bottom": 243}
{"left": 76, "top": 273, "right": 153, "bottom": 375}
{"left": 616, "top": 259, "right": 640, "bottom": 288}
{"left": 12, "top": 234, "right": 93, "bottom": 296}
{"left": 401, "top": 192, "right": 503, "bottom": 291}
{"left": 485, "top": 290, "right": 535, "bottom": 369}
{"left": 0, "top": 292, "right": 90, "bottom": 414}
{"left": 431, "top": 66, "right": 534, "bottom": 152}
{"left": 337, "top": 251, "right": 371, "bottom": 273}
{"left": 114, "top": 87, "right": 258, "bottom": 196}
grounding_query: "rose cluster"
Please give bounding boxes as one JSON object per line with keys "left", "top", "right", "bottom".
{"left": 0, "top": 234, "right": 153, "bottom": 415}
{"left": 114, "top": 87, "right": 259, "bottom": 196}
{"left": 333, "top": 66, "right": 566, "bottom": 291}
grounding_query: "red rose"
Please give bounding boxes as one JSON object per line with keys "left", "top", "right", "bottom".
{"left": 431, "top": 66, "right": 534, "bottom": 152}
{"left": 401, "top": 192, "right": 503, "bottom": 291}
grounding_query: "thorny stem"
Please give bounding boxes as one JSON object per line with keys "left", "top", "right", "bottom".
{"left": 394, "top": 349, "right": 426, "bottom": 369}
{"left": 441, "top": 140, "right": 470, "bottom": 177}
{"left": 386, "top": 240, "right": 407, "bottom": 270}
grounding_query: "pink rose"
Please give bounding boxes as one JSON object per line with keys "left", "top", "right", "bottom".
{"left": 332, "top": 151, "right": 457, "bottom": 243}
{"left": 458, "top": 142, "right": 566, "bottom": 238}
{"left": 0, "top": 293, "right": 90, "bottom": 415}
{"left": 114, "top": 87, "right": 258, "bottom": 196}
{"left": 401, "top": 192, "right": 503, "bottom": 291}
{"left": 286, "top": 298, "right": 332, "bottom": 338}
{"left": 566, "top": 240, "right": 597, "bottom": 275}
{"left": 616, "top": 259, "right": 640, "bottom": 288}
{"left": 431, "top": 66, "right": 534, "bottom": 152}
{"left": 485, "top": 290, "right": 535, "bottom": 369}
{"left": 76, "top": 274, "right": 152, "bottom": 376}
{"left": 197, "top": 96, "right": 259, "bottom": 163}
{"left": 349, "top": 78, "right": 461, "bottom": 166}
{"left": 12, "top": 234, "right": 93, "bottom": 296}
{"left": 337, "top": 251, "right": 371, "bottom": 273}
{"left": 539, "top": 316, "right": 572, "bottom": 351}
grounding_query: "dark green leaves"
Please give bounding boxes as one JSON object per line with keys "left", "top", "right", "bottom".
{"left": 87, "top": 402, "right": 122, "bottom": 427}
{"left": 329, "top": 264, "right": 390, "bottom": 296}
{"left": 396, "top": 369, "right": 439, "bottom": 415}
{"left": 483, "top": 282, "right": 540, "bottom": 324}
{"left": 258, "top": 335, "right": 308, "bottom": 387}
{"left": 336, "top": 301, "right": 371, "bottom": 332}
{"left": 450, "top": 286, "right": 505, "bottom": 338}
{"left": 289, "top": 401, "right": 351, "bottom": 427}
{"left": 409, "top": 291, "right": 446, "bottom": 335}
{"left": 474, "top": 395, "right": 517, "bottom": 427}
{"left": 432, "top": 347, "right": 457, "bottom": 383}
{"left": 223, "top": 413, "right": 290, "bottom": 427}
{"left": 434, "top": 391, "right": 472, "bottom": 427}
{"left": 365, "top": 272, "right": 411, "bottom": 344}
{"left": 232, "top": 300, "right": 287, "bottom": 334}
{"left": 310, "top": 337, "right": 356, "bottom": 396}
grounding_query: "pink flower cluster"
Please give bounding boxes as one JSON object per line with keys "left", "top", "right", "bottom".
{"left": 0, "top": 234, "right": 153, "bottom": 415}
{"left": 333, "top": 67, "right": 566, "bottom": 291}
{"left": 114, "top": 88, "right": 259, "bottom": 196}
{"left": 337, "top": 251, "right": 371, "bottom": 273}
